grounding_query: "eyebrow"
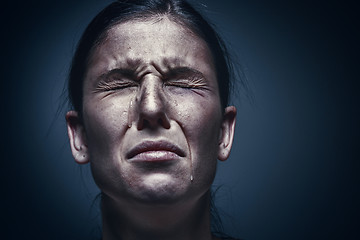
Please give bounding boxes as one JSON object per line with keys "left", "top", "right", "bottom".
{"left": 96, "top": 68, "right": 137, "bottom": 83}
{"left": 163, "top": 66, "right": 205, "bottom": 80}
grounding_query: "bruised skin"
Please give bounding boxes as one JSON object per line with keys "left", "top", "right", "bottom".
{"left": 68, "top": 17, "right": 235, "bottom": 207}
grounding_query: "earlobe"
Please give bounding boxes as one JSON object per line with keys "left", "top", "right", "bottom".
{"left": 218, "top": 106, "right": 236, "bottom": 161}
{"left": 66, "top": 111, "right": 89, "bottom": 164}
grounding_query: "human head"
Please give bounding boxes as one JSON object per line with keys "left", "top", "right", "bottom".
{"left": 68, "top": 0, "right": 234, "bottom": 116}
{"left": 65, "top": 0, "right": 236, "bottom": 208}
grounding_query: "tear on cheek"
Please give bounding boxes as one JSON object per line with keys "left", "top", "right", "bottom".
{"left": 127, "top": 98, "right": 134, "bottom": 128}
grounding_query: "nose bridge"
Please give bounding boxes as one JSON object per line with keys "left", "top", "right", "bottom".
{"left": 138, "top": 76, "right": 164, "bottom": 112}
{"left": 135, "top": 75, "right": 170, "bottom": 129}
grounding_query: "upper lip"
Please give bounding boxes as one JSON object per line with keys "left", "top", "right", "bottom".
{"left": 126, "top": 140, "right": 186, "bottom": 160}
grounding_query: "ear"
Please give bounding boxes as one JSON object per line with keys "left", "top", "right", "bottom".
{"left": 66, "top": 111, "right": 89, "bottom": 164}
{"left": 218, "top": 106, "right": 237, "bottom": 161}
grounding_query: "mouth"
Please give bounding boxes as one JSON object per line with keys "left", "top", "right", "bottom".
{"left": 126, "top": 140, "right": 186, "bottom": 162}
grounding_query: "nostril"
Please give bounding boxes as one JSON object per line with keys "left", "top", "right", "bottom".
{"left": 159, "top": 113, "right": 171, "bottom": 129}
{"left": 137, "top": 110, "right": 170, "bottom": 130}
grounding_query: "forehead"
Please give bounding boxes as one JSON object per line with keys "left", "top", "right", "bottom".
{"left": 86, "top": 17, "right": 215, "bottom": 76}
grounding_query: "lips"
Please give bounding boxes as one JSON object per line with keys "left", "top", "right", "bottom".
{"left": 126, "top": 140, "right": 186, "bottom": 162}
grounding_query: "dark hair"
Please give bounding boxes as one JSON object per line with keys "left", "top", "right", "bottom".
{"left": 68, "top": 0, "right": 237, "bottom": 115}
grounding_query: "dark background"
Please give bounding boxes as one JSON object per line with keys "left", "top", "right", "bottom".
{"left": 2, "top": 0, "right": 359, "bottom": 239}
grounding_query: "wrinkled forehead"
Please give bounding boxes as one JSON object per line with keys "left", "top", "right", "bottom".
{"left": 102, "top": 16, "right": 205, "bottom": 49}
{"left": 85, "top": 17, "right": 216, "bottom": 81}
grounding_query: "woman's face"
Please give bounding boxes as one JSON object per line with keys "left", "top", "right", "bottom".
{"left": 66, "top": 18, "right": 236, "bottom": 205}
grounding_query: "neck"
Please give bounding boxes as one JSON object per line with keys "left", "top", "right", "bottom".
{"left": 101, "top": 191, "right": 215, "bottom": 240}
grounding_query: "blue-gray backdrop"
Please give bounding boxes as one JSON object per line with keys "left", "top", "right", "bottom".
{"left": 3, "top": 0, "right": 359, "bottom": 239}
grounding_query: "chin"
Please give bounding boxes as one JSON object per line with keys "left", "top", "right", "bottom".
{"left": 130, "top": 173, "right": 189, "bottom": 204}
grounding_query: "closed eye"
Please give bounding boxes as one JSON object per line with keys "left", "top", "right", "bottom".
{"left": 165, "top": 77, "right": 209, "bottom": 90}
{"left": 94, "top": 80, "right": 137, "bottom": 92}
{"left": 93, "top": 68, "right": 138, "bottom": 93}
{"left": 162, "top": 66, "right": 211, "bottom": 91}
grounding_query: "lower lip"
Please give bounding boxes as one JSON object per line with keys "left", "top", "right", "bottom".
{"left": 128, "top": 151, "right": 180, "bottom": 162}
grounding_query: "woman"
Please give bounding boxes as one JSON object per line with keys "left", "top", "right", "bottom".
{"left": 65, "top": 0, "right": 237, "bottom": 239}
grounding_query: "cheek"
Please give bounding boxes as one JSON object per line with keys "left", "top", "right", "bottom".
{"left": 191, "top": 107, "right": 222, "bottom": 160}
{"left": 188, "top": 106, "right": 221, "bottom": 189}
{"left": 82, "top": 97, "right": 131, "bottom": 193}
{"left": 179, "top": 95, "right": 222, "bottom": 139}
{"left": 174, "top": 95, "right": 222, "bottom": 172}
{"left": 83, "top": 97, "right": 129, "bottom": 158}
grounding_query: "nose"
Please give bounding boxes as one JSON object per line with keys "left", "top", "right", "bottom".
{"left": 135, "top": 77, "right": 170, "bottom": 130}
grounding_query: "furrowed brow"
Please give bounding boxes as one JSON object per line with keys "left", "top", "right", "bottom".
{"left": 165, "top": 67, "right": 205, "bottom": 80}
{"left": 96, "top": 68, "right": 137, "bottom": 83}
